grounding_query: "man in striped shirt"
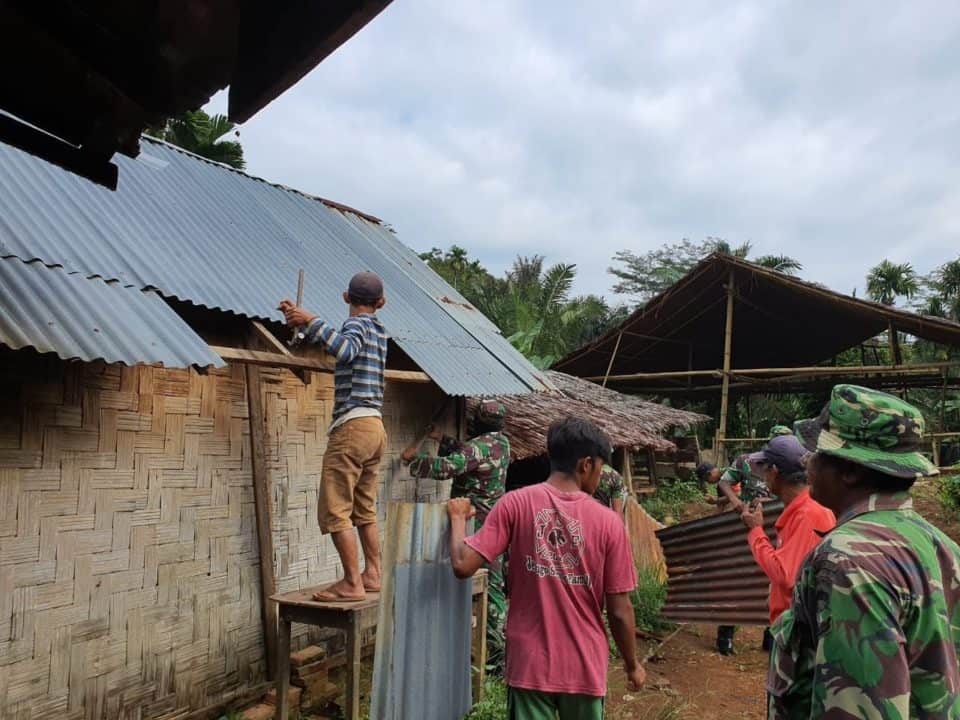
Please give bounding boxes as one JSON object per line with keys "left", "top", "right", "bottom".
{"left": 280, "top": 271, "right": 389, "bottom": 602}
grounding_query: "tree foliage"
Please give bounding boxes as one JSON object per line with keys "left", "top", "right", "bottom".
{"left": 420, "top": 247, "right": 625, "bottom": 369}
{"left": 608, "top": 237, "right": 802, "bottom": 302}
{"left": 147, "top": 110, "right": 246, "bottom": 169}
{"left": 865, "top": 259, "right": 919, "bottom": 306}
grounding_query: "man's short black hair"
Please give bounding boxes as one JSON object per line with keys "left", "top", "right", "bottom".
{"left": 547, "top": 417, "right": 612, "bottom": 474}
{"left": 695, "top": 462, "right": 716, "bottom": 482}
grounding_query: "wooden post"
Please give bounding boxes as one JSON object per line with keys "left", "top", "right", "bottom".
{"left": 602, "top": 331, "right": 624, "bottom": 388}
{"left": 276, "top": 616, "right": 292, "bottom": 720}
{"left": 619, "top": 447, "right": 635, "bottom": 498}
{"left": 717, "top": 272, "right": 736, "bottom": 462}
{"left": 246, "top": 364, "right": 278, "bottom": 679}
{"left": 887, "top": 321, "right": 903, "bottom": 365}
{"left": 646, "top": 447, "right": 658, "bottom": 487}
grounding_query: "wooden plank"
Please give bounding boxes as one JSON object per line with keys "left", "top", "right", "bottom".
{"left": 246, "top": 364, "right": 278, "bottom": 680}
{"left": 213, "top": 346, "right": 432, "bottom": 383}
{"left": 250, "top": 320, "right": 310, "bottom": 384}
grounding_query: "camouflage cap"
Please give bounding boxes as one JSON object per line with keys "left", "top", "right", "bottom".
{"left": 794, "top": 384, "right": 938, "bottom": 480}
{"left": 769, "top": 425, "right": 793, "bottom": 437}
{"left": 471, "top": 399, "right": 506, "bottom": 428}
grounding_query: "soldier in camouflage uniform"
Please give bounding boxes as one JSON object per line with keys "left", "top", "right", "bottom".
{"left": 768, "top": 384, "right": 960, "bottom": 719}
{"left": 769, "top": 425, "right": 793, "bottom": 437}
{"left": 696, "top": 454, "right": 773, "bottom": 654}
{"left": 401, "top": 400, "right": 511, "bottom": 675}
{"left": 593, "top": 463, "right": 629, "bottom": 520}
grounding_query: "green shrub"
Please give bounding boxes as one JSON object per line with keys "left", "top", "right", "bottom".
{"left": 640, "top": 479, "right": 704, "bottom": 522}
{"left": 939, "top": 474, "right": 960, "bottom": 512}
{"left": 465, "top": 678, "right": 508, "bottom": 720}
{"left": 631, "top": 566, "right": 674, "bottom": 634}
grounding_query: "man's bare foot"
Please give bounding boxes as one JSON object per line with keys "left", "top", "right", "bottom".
{"left": 360, "top": 569, "right": 381, "bottom": 593}
{"left": 312, "top": 579, "right": 365, "bottom": 603}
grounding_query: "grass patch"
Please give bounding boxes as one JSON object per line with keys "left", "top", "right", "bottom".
{"left": 464, "top": 678, "right": 508, "bottom": 720}
{"left": 640, "top": 479, "right": 705, "bottom": 523}
{"left": 631, "top": 567, "right": 673, "bottom": 635}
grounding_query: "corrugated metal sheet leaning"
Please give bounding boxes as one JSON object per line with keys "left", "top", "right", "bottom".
{"left": 656, "top": 502, "right": 784, "bottom": 625}
{"left": 371, "top": 502, "right": 473, "bottom": 720}
{"left": 0, "top": 256, "right": 224, "bottom": 368}
{"left": 0, "top": 137, "right": 549, "bottom": 395}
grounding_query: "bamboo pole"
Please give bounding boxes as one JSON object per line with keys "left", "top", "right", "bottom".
{"left": 585, "top": 361, "right": 960, "bottom": 383}
{"left": 717, "top": 272, "right": 735, "bottom": 462}
{"left": 602, "top": 331, "right": 624, "bottom": 388}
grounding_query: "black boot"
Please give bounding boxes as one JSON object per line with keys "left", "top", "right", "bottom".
{"left": 716, "top": 625, "right": 735, "bottom": 655}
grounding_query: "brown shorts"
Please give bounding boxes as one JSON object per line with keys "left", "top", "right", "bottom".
{"left": 318, "top": 416, "right": 387, "bottom": 534}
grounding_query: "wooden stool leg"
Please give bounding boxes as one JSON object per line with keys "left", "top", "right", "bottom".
{"left": 346, "top": 614, "right": 362, "bottom": 720}
{"left": 277, "top": 615, "right": 292, "bottom": 720}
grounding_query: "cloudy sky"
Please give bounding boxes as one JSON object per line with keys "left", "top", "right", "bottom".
{"left": 207, "top": 1, "right": 960, "bottom": 303}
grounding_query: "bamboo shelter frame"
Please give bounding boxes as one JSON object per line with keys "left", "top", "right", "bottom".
{"left": 557, "top": 255, "right": 960, "bottom": 461}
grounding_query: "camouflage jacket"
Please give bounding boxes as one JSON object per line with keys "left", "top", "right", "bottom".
{"left": 593, "top": 464, "right": 628, "bottom": 510}
{"left": 721, "top": 455, "right": 768, "bottom": 503}
{"left": 767, "top": 493, "right": 960, "bottom": 719}
{"left": 408, "top": 432, "right": 510, "bottom": 525}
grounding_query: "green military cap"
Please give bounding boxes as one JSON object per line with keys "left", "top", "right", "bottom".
{"left": 769, "top": 425, "right": 793, "bottom": 437}
{"left": 472, "top": 399, "right": 506, "bottom": 427}
{"left": 795, "top": 384, "right": 938, "bottom": 480}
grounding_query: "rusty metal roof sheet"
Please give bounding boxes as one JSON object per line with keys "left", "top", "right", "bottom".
{"left": 656, "top": 502, "right": 784, "bottom": 625}
{"left": 0, "top": 257, "right": 224, "bottom": 368}
{"left": 0, "top": 136, "right": 549, "bottom": 395}
{"left": 372, "top": 502, "right": 473, "bottom": 720}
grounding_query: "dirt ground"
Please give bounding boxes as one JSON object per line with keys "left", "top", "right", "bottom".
{"left": 607, "top": 625, "right": 768, "bottom": 720}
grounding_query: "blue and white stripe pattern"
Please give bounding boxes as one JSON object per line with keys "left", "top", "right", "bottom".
{"left": 304, "top": 314, "right": 388, "bottom": 418}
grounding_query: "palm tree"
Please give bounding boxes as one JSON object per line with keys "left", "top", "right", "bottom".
{"left": 709, "top": 239, "right": 802, "bottom": 275}
{"left": 866, "top": 260, "right": 919, "bottom": 305}
{"left": 147, "top": 110, "right": 246, "bottom": 169}
{"left": 753, "top": 255, "right": 803, "bottom": 274}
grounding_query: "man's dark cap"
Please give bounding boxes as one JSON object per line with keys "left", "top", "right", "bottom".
{"left": 348, "top": 272, "right": 384, "bottom": 303}
{"left": 748, "top": 435, "right": 807, "bottom": 477}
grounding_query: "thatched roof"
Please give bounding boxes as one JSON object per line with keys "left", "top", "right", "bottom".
{"left": 485, "top": 371, "right": 708, "bottom": 460}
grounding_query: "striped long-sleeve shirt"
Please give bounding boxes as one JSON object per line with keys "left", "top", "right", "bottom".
{"left": 303, "top": 313, "right": 388, "bottom": 421}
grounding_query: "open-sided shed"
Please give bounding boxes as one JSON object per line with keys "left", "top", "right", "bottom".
{"left": 555, "top": 254, "right": 960, "bottom": 455}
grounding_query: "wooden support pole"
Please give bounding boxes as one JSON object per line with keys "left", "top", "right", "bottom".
{"left": 602, "top": 331, "right": 624, "bottom": 388}
{"left": 717, "top": 272, "right": 735, "bottom": 462}
{"left": 246, "top": 365, "right": 278, "bottom": 679}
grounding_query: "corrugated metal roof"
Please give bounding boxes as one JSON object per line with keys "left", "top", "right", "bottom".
{"left": 657, "top": 502, "right": 784, "bottom": 625}
{"left": 0, "top": 256, "right": 224, "bottom": 368}
{"left": 372, "top": 502, "right": 473, "bottom": 720}
{"left": 0, "top": 136, "right": 550, "bottom": 395}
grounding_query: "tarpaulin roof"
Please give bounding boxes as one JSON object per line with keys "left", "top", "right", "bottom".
{"left": 0, "top": 136, "right": 549, "bottom": 395}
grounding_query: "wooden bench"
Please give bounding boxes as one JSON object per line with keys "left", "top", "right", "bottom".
{"left": 272, "top": 571, "right": 488, "bottom": 720}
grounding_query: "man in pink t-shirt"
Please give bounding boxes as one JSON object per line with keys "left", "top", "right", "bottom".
{"left": 447, "top": 417, "right": 645, "bottom": 719}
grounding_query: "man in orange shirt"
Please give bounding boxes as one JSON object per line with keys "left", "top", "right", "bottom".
{"left": 740, "top": 435, "right": 835, "bottom": 649}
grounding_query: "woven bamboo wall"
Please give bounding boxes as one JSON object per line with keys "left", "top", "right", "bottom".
{"left": 0, "top": 350, "right": 449, "bottom": 719}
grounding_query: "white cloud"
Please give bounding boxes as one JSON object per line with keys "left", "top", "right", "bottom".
{"left": 208, "top": 1, "right": 960, "bottom": 301}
